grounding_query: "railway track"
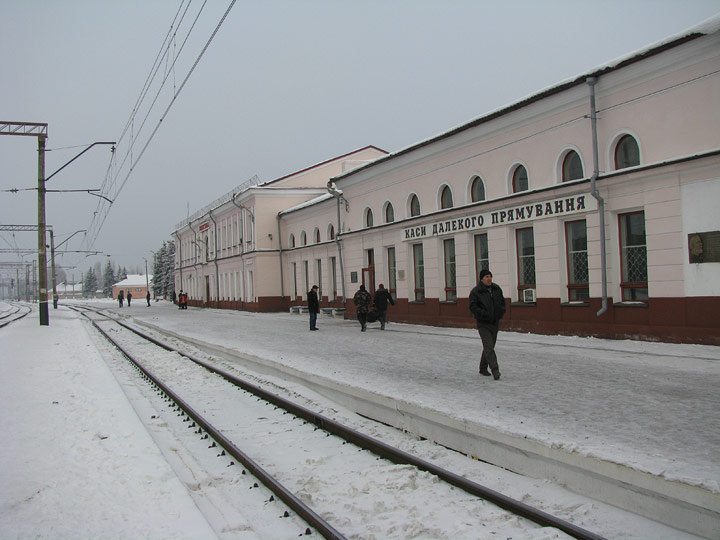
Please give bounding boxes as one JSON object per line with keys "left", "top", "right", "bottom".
{"left": 74, "top": 304, "right": 606, "bottom": 540}
{"left": 0, "top": 302, "right": 32, "bottom": 328}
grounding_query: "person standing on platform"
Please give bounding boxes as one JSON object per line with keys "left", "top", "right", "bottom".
{"left": 146, "top": 291, "right": 151, "bottom": 307}
{"left": 308, "top": 285, "right": 320, "bottom": 331}
{"left": 117, "top": 290, "right": 124, "bottom": 308}
{"left": 353, "top": 284, "right": 372, "bottom": 332}
{"left": 373, "top": 284, "right": 395, "bottom": 330}
{"left": 127, "top": 291, "right": 132, "bottom": 307}
{"left": 469, "top": 269, "right": 506, "bottom": 380}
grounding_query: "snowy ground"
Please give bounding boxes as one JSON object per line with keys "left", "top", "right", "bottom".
{"left": 1, "top": 299, "right": 719, "bottom": 539}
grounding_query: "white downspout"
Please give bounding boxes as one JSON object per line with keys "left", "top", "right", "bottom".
{"left": 327, "top": 181, "right": 347, "bottom": 305}
{"left": 587, "top": 76, "right": 608, "bottom": 316}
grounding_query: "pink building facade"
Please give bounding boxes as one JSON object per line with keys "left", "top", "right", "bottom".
{"left": 175, "top": 18, "right": 720, "bottom": 344}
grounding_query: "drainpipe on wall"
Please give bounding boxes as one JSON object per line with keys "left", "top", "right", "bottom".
{"left": 209, "top": 209, "right": 220, "bottom": 304}
{"left": 327, "top": 181, "right": 347, "bottom": 305}
{"left": 587, "top": 76, "right": 608, "bottom": 317}
{"left": 276, "top": 213, "right": 285, "bottom": 299}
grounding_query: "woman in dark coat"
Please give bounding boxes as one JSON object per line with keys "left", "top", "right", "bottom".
{"left": 353, "top": 285, "right": 372, "bottom": 332}
{"left": 468, "top": 269, "right": 506, "bottom": 380}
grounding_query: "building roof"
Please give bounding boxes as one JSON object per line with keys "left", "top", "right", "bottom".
{"left": 332, "top": 14, "right": 720, "bottom": 183}
{"left": 113, "top": 274, "right": 152, "bottom": 287}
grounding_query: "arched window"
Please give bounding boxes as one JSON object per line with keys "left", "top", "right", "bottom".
{"left": 409, "top": 194, "right": 421, "bottom": 217}
{"left": 385, "top": 202, "right": 395, "bottom": 223}
{"left": 328, "top": 224, "right": 335, "bottom": 240}
{"left": 470, "top": 176, "right": 485, "bottom": 202}
{"left": 615, "top": 135, "right": 640, "bottom": 169}
{"left": 289, "top": 233, "right": 295, "bottom": 248}
{"left": 314, "top": 228, "right": 320, "bottom": 243}
{"left": 562, "top": 151, "right": 584, "bottom": 182}
{"left": 300, "top": 231, "right": 307, "bottom": 246}
{"left": 440, "top": 185, "right": 453, "bottom": 209}
{"left": 512, "top": 165, "right": 529, "bottom": 193}
{"left": 365, "top": 208, "right": 374, "bottom": 228}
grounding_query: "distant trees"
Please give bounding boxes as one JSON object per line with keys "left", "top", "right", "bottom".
{"left": 151, "top": 241, "right": 175, "bottom": 299}
{"left": 83, "top": 267, "right": 98, "bottom": 296}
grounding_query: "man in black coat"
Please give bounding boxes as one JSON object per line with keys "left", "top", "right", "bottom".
{"left": 307, "top": 285, "right": 320, "bottom": 331}
{"left": 468, "top": 269, "right": 506, "bottom": 380}
{"left": 373, "top": 284, "right": 395, "bottom": 330}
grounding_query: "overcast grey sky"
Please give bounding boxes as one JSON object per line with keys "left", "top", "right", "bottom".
{"left": 2, "top": 0, "right": 719, "bottom": 279}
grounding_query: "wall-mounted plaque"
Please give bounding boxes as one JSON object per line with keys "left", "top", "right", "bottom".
{"left": 689, "top": 231, "right": 720, "bottom": 263}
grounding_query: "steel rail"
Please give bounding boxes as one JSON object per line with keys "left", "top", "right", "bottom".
{"left": 83, "top": 306, "right": 607, "bottom": 540}
{"left": 78, "top": 308, "right": 347, "bottom": 540}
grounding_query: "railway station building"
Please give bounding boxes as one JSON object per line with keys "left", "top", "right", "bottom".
{"left": 174, "top": 16, "right": 720, "bottom": 345}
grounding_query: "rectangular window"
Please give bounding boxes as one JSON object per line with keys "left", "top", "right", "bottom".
{"left": 413, "top": 243, "right": 425, "bottom": 301}
{"left": 330, "top": 257, "right": 337, "bottom": 301}
{"left": 387, "top": 247, "right": 397, "bottom": 300}
{"left": 316, "top": 259, "right": 322, "bottom": 298}
{"left": 565, "top": 220, "right": 589, "bottom": 301}
{"left": 304, "top": 260, "right": 309, "bottom": 299}
{"left": 443, "top": 238, "right": 457, "bottom": 301}
{"left": 516, "top": 227, "right": 536, "bottom": 300}
{"left": 474, "top": 234, "right": 489, "bottom": 283}
{"left": 619, "top": 211, "right": 648, "bottom": 300}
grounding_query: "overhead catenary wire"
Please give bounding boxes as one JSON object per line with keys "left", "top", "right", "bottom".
{"left": 82, "top": 0, "right": 237, "bottom": 254}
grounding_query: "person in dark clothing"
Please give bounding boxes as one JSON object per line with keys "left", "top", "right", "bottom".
{"left": 373, "top": 284, "right": 395, "bottom": 330}
{"left": 468, "top": 269, "right": 506, "bottom": 380}
{"left": 308, "top": 285, "right": 320, "bottom": 331}
{"left": 353, "top": 284, "right": 372, "bottom": 332}
{"left": 127, "top": 291, "right": 132, "bottom": 306}
{"left": 146, "top": 291, "right": 151, "bottom": 307}
{"left": 117, "top": 290, "right": 124, "bottom": 308}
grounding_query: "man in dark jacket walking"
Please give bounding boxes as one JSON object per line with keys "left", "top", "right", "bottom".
{"left": 308, "top": 285, "right": 320, "bottom": 331}
{"left": 469, "top": 269, "right": 506, "bottom": 380}
{"left": 373, "top": 284, "right": 395, "bottom": 330}
{"left": 353, "top": 284, "right": 372, "bottom": 332}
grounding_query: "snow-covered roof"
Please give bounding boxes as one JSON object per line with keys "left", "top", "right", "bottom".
{"left": 332, "top": 13, "right": 720, "bottom": 182}
{"left": 113, "top": 274, "right": 152, "bottom": 287}
{"left": 279, "top": 193, "right": 335, "bottom": 216}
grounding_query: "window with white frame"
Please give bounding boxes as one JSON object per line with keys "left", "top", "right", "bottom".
{"left": 387, "top": 246, "right": 397, "bottom": 300}
{"left": 440, "top": 185, "right": 453, "bottom": 209}
{"left": 409, "top": 194, "right": 421, "bottom": 217}
{"left": 470, "top": 176, "right": 486, "bottom": 202}
{"left": 365, "top": 208, "right": 374, "bottom": 228}
{"left": 562, "top": 150, "right": 584, "bottom": 182}
{"left": 385, "top": 202, "right": 395, "bottom": 223}
{"left": 512, "top": 165, "right": 529, "bottom": 193}
{"left": 615, "top": 134, "right": 640, "bottom": 169}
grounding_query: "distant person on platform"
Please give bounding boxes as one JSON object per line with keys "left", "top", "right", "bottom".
{"left": 307, "top": 285, "right": 320, "bottom": 331}
{"left": 146, "top": 291, "right": 151, "bottom": 307}
{"left": 127, "top": 291, "right": 132, "bottom": 307}
{"left": 468, "top": 269, "right": 506, "bottom": 380}
{"left": 373, "top": 284, "right": 395, "bottom": 330}
{"left": 353, "top": 284, "right": 372, "bottom": 332}
{"left": 117, "top": 289, "right": 124, "bottom": 308}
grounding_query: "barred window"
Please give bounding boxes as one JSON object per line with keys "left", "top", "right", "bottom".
{"left": 474, "top": 234, "right": 489, "bottom": 282}
{"left": 619, "top": 211, "right": 648, "bottom": 300}
{"left": 565, "top": 220, "right": 589, "bottom": 300}
{"left": 413, "top": 243, "right": 425, "bottom": 301}
{"left": 516, "top": 227, "right": 536, "bottom": 298}
{"left": 443, "top": 238, "right": 457, "bottom": 301}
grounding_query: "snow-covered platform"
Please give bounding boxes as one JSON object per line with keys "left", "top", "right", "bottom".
{"left": 123, "top": 300, "right": 720, "bottom": 539}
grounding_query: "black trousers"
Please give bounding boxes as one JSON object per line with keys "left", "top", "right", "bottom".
{"left": 477, "top": 322, "right": 500, "bottom": 374}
